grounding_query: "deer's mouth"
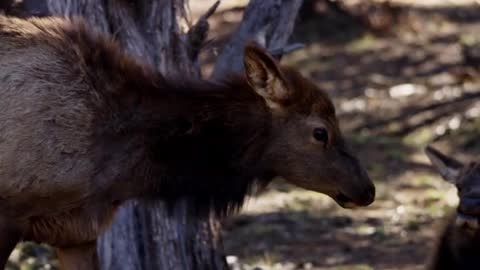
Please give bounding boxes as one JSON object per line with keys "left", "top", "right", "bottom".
{"left": 333, "top": 188, "right": 375, "bottom": 209}
{"left": 456, "top": 198, "right": 480, "bottom": 229}
{"left": 334, "top": 193, "right": 361, "bottom": 209}
{"left": 455, "top": 213, "right": 480, "bottom": 230}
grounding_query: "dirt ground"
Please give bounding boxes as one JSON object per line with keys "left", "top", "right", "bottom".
{"left": 207, "top": 1, "right": 480, "bottom": 269}
{"left": 7, "top": 1, "right": 480, "bottom": 270}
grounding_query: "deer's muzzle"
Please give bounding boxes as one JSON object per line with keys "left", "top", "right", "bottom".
{"left": 459, "top": 197, "right": 480, "bottom": 216}
{"left": 456, "top": 213, "right": 480, "bottom": 230}
{"left": 455, "top": 197, "right": 480, "bottom": 229}
{"left": 334, "top": 183, "right": 375, "bottom": 208}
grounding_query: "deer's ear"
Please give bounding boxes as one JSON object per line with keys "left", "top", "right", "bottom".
{"left": 425, "top": 146, "right": 464, "bottom": 184}
{"left": 243, "top": 42, "right": 291, "bottom": 110}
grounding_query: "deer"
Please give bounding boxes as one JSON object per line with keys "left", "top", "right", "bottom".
{"left": 426, "top": 146, "right": 480, "bottom": 270}
{"left": 0, "top": 15, "right": 375, "bottom": 269}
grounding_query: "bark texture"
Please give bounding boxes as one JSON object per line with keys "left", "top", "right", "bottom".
{"left": 41, "top": 0, "right": 302, "bottom": 269}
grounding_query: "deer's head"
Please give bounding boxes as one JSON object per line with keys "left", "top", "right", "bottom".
{"left": 244, "top": 43, "right": 375, "bottom": 208}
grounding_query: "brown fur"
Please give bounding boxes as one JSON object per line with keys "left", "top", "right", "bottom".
{"left": 429, "top": 213, "right": 480, "bottom": 270}
{"left": 0, "top": 15, "right": 374, "bottom": 269}
{"left": 56, "top": 242, "right": 99, "bottom": 270}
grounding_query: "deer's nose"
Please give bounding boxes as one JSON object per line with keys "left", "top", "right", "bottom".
{"left": 349, "top": 161, "right": 375, "bottom": 206}
{"left": 358, "top": 183, "right": 376, "bottom": 206}
{"left": 341, "top": 182, "right": 375, "bottom": 208}
{"left": 459, "top": 197, "right": 480, "bottom": 216}
{"left": 354, "top": 167, "right": 376, "bottom": 206}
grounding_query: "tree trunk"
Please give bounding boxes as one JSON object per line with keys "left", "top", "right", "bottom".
{"left": 14, "top": 0, "right": 303, "bottom": 269}
{"left": 213, "top": 0, "right": 303, "bottom": 78}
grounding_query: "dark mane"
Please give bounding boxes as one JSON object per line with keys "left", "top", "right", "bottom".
{"left": 140, "top": 76, "right": 273, "bottom": 216}
{"left": 49, "top": 18, "right": 274, "bottom": 216}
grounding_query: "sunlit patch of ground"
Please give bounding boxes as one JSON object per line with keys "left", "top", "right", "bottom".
{"left": 6, "top": 243, "right": 57, "bottom": 270}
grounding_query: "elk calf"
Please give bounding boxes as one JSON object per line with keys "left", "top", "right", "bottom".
{"left": 426, "top": 146, "right": 480, "bottom": 270}
{"left": 0, "top": 15, "right": 375, "bottom": 269}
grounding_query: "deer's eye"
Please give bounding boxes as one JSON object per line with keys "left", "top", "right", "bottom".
{"left": 313, "top": 127, "right": 329, "bottom": 143}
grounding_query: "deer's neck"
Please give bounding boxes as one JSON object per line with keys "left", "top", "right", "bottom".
{"left": 98, "top": 72, "right": 272, "bottom": 213}
{"left": 68, "top": 26, "right": 272, "bottom": 212}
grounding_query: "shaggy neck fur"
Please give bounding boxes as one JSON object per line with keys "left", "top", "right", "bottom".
{"left": 55, "top": 20, "right": 274, "bottom": 215}
{"left": 124, "top": 76, "right": 273, "bottom": 215}
{"left": 139, "top": 77, "right": 274, "bottom": 215}
{"left": 80, "top": 43, "right": 271, "bottom": 215}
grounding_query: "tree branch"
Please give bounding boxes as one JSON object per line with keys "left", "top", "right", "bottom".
{"left": 270, "top": 42, "right": 304, "bottom": 60}
{"left": 186, "top": 0, "right": 220, "bottom": 64}
{"left": 212, "top": 0, "right": 303, "bottom": 78}
{"left": 105, "top": 0, "right": 154, "bottom": 65}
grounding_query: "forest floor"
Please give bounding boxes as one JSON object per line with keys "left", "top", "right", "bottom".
{"left": 7, "top": 0, "right": 480, "bottom": 270}
{"left": 210, "top": 1, "right": 480, "bottom": 270}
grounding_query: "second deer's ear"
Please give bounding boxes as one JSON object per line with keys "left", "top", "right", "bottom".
{"left": 243, "top": 42, "right": 291, "bottom": 110}
{"left": 425, "top": 146, "right": 464, "bottom": 184}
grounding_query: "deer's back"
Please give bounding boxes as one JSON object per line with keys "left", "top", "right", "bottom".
{"left": 0, "top": 16, "right": 107, "bottom": 217}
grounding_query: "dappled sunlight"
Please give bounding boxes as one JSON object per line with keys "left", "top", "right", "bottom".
{"left": 225, "top": 170, "right": 459, "bottom": 269}
{"left": 7, "top": 242, "right": 57, "bottom": 270}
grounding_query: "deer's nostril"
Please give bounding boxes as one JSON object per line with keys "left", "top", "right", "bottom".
{"left": 359, "top": 183, "right": 375, "bottom": 205}
{"left": 367, "top": 188, "right": 375, "bottom": 203}
{"left": 361, "top": 187, "right": 375, "bottom": 206}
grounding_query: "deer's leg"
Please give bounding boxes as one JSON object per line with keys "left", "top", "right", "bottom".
{"left": 0, "top": 217, "right": 21, "bottom": 268}
{"left": 56, "top": 241, "right": 99, "bottom": 270}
